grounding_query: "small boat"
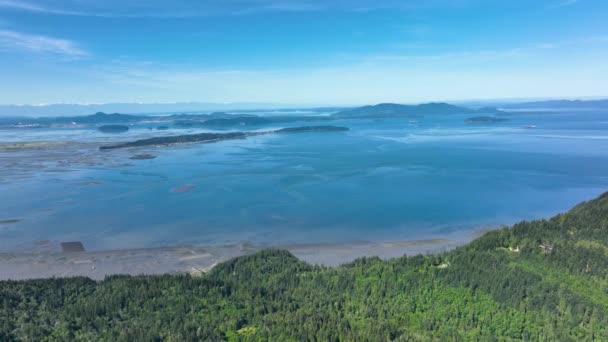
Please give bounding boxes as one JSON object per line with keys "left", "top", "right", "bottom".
{"left": 522, "top": 125, "right": 537, "bottom": 129}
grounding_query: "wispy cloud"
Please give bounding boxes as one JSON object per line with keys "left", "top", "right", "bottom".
{"left": 0, "top": 29, "right": 88, "bottom": 57}
{"left": 363, "top": 48, "right": 528, "bottom": 65}
{"left": 73, "top": 57, "right": 608, "bottom": 105}
{"left": 0, "top": 0, "right": 83, "bottom": 15}
{"left": 549, "top": 0, "right": 581, "bottom": 8}
{"left": 0, "top": 0, "right": 44, "bottom": 11}
{"left": 0, "top": 0, "right": 467, "bottom": 17}
{"left": 79, "top": 40, "right": 560, "bottom": 94}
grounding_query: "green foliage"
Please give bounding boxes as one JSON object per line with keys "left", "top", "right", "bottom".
{"left": 2, "top": 192, "right": 608, "bottom": 341}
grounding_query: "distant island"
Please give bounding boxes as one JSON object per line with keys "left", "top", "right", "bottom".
{"left": 331, "top": 102, "right": 489, "bottom": 118}
{"left": 1, "top": 98, "right": 605, "bottom": 119}
{"left": 502, "top": 99, "right": 608, "bottom": 110}
{"left": 0, "top": 102, "right": 349, "bottom": 117}
{"left": 1, "top": 102, "right": 509, "bottom": 129}
{"left": 465, "top": 116, "right": 509, "bottom": 123}
{"left": 100, "top": 125, "right": 349, "bottom": 150}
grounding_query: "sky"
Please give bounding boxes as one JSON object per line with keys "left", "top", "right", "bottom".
{"left": 0, "top": 0, "right": 607, "bottom": 105}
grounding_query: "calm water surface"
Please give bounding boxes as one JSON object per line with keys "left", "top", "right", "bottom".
{"left": 1, "top": 110, "right": 607, "bottom": 250}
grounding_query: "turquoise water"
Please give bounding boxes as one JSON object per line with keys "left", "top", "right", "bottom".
{"left": 1, "top": 111, "right": 608, "bottom": 251}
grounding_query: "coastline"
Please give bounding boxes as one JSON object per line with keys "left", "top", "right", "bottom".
{"left": 0, "top": 235, "right": 475, "bottom": 281}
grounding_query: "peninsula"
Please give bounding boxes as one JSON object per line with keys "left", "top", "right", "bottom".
{"left": 99, "top": 125, "right": 349, "bottom": 150}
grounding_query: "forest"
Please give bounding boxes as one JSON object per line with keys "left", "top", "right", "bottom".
{"left": 2, "top": 192, "right": 608, "bottom": 341}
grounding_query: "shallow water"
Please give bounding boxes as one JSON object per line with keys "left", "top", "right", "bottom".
{"left": 1, "top": 110, "right": 607, "bottom": 251}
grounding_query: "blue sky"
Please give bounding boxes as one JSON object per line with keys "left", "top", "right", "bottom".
{"left": 0, "top": 0, "right": 607, "bottom": 105}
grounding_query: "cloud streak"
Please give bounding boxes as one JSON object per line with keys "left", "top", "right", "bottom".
{"left": 0, "top": 29, "right": 88, "bottom": 57}
{"left": 549, "top": 0, "right": 581, "bottom": 8}
{"left": 0, "top": 0, "right": 467, "bottom": 17}
{"left": 0, "top": 0, "right": 83, "bottom": 15}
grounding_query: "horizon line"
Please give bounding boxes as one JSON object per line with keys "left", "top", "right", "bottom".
{"left": 1, "top": 95, "right": 608, "bottom": 108}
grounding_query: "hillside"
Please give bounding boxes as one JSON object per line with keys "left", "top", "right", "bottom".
{"left": 2, "top": 192, "right": 608, "bottom": 341}
{"left": 331, "top": 102, "right": 501, "bottom": 118}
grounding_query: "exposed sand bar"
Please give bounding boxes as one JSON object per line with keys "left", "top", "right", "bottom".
{"left": 0, "top": 238, "right": 463, "bottom": 281}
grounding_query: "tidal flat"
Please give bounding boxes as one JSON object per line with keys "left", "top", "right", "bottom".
{"left": 0, "top": 237, "right": 466, "bottom": 280}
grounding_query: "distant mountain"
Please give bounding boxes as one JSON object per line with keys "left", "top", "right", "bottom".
{"left": 332, "top": 102, "right": 501, "bottom": 118}
{"left": 0, "top": 112, "right": 253, "bottom": 127}
{"left": 1, "top": 112, "right": 148, "bottom": 126}
{"left": 3, "top": 99, "right": 605, "bottom": 117}
{"left": 503, "top": 99, "right": 608, "bottom": 110}
{"left": 1, "top": 103, "right": 508, "bottom": 128}
{"left": 71, "top": 112, "right": 145, "bottom": 123}
{"left": 0, "top": 102, "right": 327, "bottom": 117}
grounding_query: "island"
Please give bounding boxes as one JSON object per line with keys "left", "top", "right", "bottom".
{"left": 100, "top": 131, "right": 247, "bottom": 149}
{"left": 331, "top": 102, "right": 503, "bottom": 118}
{"left": 100, "top": 125, "right": 349, "bottom": 150}
{"left": 1, "top": 102, "right": 511, "bottom": 129}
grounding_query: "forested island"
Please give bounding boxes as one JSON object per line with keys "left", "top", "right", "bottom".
{"left": 2, "top": 192, "right": 608, "bottom": 340}
{"left": 0, "top": 102, "right": 507, "bottom": 129}
{"left": 99, "top": 126, "right": 348, "bottom": 150}
{"left": 331, "top": 102, "right": 501, "bottom": 118}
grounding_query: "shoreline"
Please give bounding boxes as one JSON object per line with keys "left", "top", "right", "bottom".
{"left": 0, "top": 236, "right": 474, "bottom": 281}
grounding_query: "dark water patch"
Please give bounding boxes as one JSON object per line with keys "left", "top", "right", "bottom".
{"left": 171, "top": 184, "right": 196, "bottom": 193}
{"left": 71, "top": 181, "right": 102, "bottom": 187}
{"left": 60, "top": 241, "right": 86, "bottom": 253}
{"left": 98, "top": 125, "right": 129, "bottom": 133}
{"left": 275, "top": 126, "right": 349, "bottom": 133}
{"left": 129, "top": 154, "right": 157, "bottom": 160}
{"left": 44, "top": 169, "right": 77, "bottom": 173}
